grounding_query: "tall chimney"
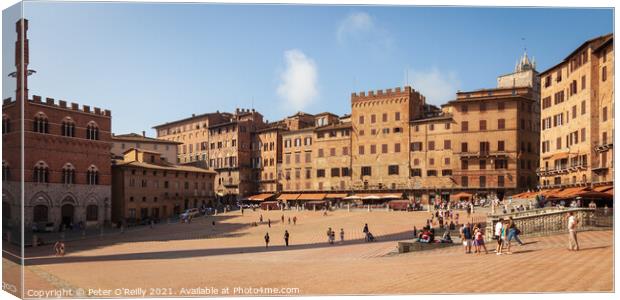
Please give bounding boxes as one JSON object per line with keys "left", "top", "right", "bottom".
{"left": 15, "top": 18, "right": 29, "bottom": 102}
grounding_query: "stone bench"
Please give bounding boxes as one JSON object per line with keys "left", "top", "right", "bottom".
{"left": 398, "top": 240, "right": 456, "bottom": 253}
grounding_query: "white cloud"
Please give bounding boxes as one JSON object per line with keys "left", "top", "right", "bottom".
{"left": 336, "top": 12, "right": 393, "bottom": 51}
{"left": 406, "top": 67, "right": 461, "bottom": 106}
{"left": 276, "top": 49, "right": 318, "bottom": 111}
{"left": 336, "top": 12, "right": 374, "bottom": 43}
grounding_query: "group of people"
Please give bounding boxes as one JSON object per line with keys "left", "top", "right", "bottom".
{"left": 427, "top": 209, "right": 461, "bottom": 230}
{"left": 459, "top": 222, "right": 488, "bottom": 254}
{"left": 493, "top": 216, "right": 524, "bottom": 255}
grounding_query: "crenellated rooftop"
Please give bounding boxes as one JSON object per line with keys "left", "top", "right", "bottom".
{"left": 5, "top": 95, "right": 112, "bottom": 117}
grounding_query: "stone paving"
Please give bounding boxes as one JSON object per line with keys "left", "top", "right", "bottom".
{"left": 8, "top": 209, "right": 613, "bottom": 296}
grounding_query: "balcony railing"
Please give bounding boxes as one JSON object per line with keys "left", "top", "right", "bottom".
{"left": 457, "top": 151, "right": 509, "bottom": 159}
{"left": 594, "top": 142, "right": 613, "bottom": 153}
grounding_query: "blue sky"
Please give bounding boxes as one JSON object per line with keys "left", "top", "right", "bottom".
{"left": 2, "top": 3, "right": 613, "bottom": 135}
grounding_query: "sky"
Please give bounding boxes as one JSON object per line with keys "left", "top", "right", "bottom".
{"left": 2, "top": 2, "right": 614, "bottom": 135}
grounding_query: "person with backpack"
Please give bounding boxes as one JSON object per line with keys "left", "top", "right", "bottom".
{"left": 507, "top": 216, "right": 524, "bottom": 248}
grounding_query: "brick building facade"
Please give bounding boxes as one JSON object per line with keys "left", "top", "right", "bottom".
{"left": 111, "top": 148, "right": 215, "bottom": 224}
{"left": 538, "top": 34, "right": 614, "bottom": 188}
{"left": 2, "top": 19, "right": 112, "bottom": 231}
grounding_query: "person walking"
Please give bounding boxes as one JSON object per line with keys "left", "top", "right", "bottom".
{"left": 293, "top": 216, "right": 297, "bottom": 225}
{"left": 340, "top": 228, "right": 345, "bottom": 243}
{"left": 507, "top": 217, "right": 524, "bottom": 247}
{"left": 284, "top": 230, "right": 290, "bottom": 247}
{"left": 281, "top": 214, "right": 285, "bottom": 224}
{"left": 264, "top": 232, "right": 270, "bottom": 248}
{"left": 288, "top": 217, "right": 291, "bottom": 225}
{"left": 259, "top": 214, "right": 263, "bottom": 223}
{"left": 567, "top": 212, "right": 579, "bottom": 251}
{"left": 268, "top": 219, "right": 271, "bottom": 228}
{"left": 327, "top": 227, "right": 334, "bottom": 244}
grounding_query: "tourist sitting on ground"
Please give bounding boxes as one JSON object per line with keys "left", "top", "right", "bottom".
{"left": 440, "top": 230, "right": 453, "bottom": 243}
{"left": 366, "top": 231, "right": 376, "bottom": 242}
{"left": 418, "top": 229, "right": 433, "bottom": 243}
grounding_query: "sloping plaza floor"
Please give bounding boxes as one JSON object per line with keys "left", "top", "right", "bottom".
{"left": 9, "top": 209, "right": 614, "bottom": 296}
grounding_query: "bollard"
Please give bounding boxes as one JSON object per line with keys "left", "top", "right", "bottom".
{"left": 313, "top": 205, "right": 316, "bottom": 212}
{"left": 32, "top": 234, "right": 38, "bottom": 248}
{"left": 347, "top": 204, "right": 350, "bottom": 212}
{"left": 214, "top": 209, "right": 218, "bottom": 216}
{"left": 368, "top": 205, "right": 371, "bottom": 212}
{"left": 386, "top": 205, "right": 390, "bottom": 212}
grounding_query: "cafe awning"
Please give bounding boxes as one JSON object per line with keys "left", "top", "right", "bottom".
{"left": 277, "top": 193, "right": 300, "bottom": 201}
{"left": 326, "top": 193, "right": 348, "bottom": 199}
{"left": 297, "top": 193, "right": 327, "bottom": 201}
{"left": 346, "top": 193, "right": 403, "bottom": 200}
{"left": 593, "top": 185, "right": 613, "bottom": 193}
{"left": 245, "top": 193, "right": 275, "bottom": 201}
{"left": 451, "top": 192, "right": 473, "bottom": 200}
{"left": 544, "top": 152, "right": 570, "bottom": 161}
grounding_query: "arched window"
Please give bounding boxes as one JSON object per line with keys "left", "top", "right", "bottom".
{"left": 61, "top": 117, "right": 76, "bottom": 137}
{"left": 2, "top": 115, "right": 10, "bottom": 134}
{"left": 62, "top": 163, "right": 76, "bottom": 185}
{"left": 33, "top": 161, "right": 49, "bottom": 183}
{"left": 86, "top": 121, "right": 99, "bottom": 140}
{"left": 86, "top": 205, "right": 98, "bottom": 221}
{"left": 33, "top": 112, "right": 49, "bottom": 134}
{"left": 2, "top": 161, "right": 9, "bottom": 181}
{"left": 86, "top": 165, "right": 99, "bottom": 185}
{"left": 33, "top": 205, "right": 48, "bottom": 222}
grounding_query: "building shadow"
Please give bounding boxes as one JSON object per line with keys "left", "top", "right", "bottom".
{"left": 23, "top": 229, "right": 413, "bottom": 267}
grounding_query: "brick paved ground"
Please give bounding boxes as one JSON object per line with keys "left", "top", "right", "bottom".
{"left": 11, "top": 209, "right": 613, "bottom": 296}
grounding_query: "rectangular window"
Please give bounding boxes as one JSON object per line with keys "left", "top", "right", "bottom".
{"left": 581, "top": 128, "right": 586, "bottom": 143}
{"left": 603, "top": 107, "right": 608, "bottom": 122}
{"left": 497, "top": 119, "right": 505, "bottom": 129}
{"left": 461, "top": 121, "right": 468, "bottom": 132}
{"left": 461, "top": 160, "right": 469, "bottom": 170}
{"left": 388, "top": 165, "right": 399, "bottom": 175}
{"left": 498, "top": 140, "right": 505, "bottom": 151}
{"left": 382, "top": 113, "right": 388, "bottom": 122}
{"left": 316, "top": 169, "right": 325, "bottom": 178}
{"left": 381, "top": 144, "right": 388, "bottom": 153}
{"left": 479, "top": 120, "right": 487, "bottom": 131}
{"left": 395, "top": 112, "right": 400, "bottom": 121}
{"left": 318, "top": 149, "right": 324, "bottom": 158}
{"left": 428, "top": 141, "right": 435, "bottom": 151}
{"left": 444, "top": 140, "right": 451, "bottom": 150}
{"left": 602, "top": 66, "right": 607, "bottom": 81}
{"left": 581, "top": 75, "right": 586, "bottom": 90}
{"left": 359, "top": 115, "right": 364, "bottom": 124}
{"left": 410, "top": 168, "right": 422, "bottom": 177}
{"left": 427, "top": 170, "right": 437, "bottom": 177}
{"left": 581, "top": 100, "right": 586, "bottom": 115}
{"left": 479, "top": 176, "right": 486, "bottom": 188}
{"left": 461, "top": 104, "right": 468, "bottom": 113}
{"left": 331, "top": 168, "right": 340, "bottom": 177}
{"left": 394, "top": 143, "right": 401, "bottom": 153}
{"left": 461, "top": 142, "right": 468, "bottom": 152}
{"left": 479, "top": 160, "right": 486, "bottom": 170}
{"left": 441, "top": 169, "right": 452, "bottom": 176}
{"left": 361, "top": 166, "right": 372, "bottom": 176}
{"left": 370, "top": 145, "right": 377, "bottom": 154}
{"left": 498, "top": 102, "right": 505, "bottom": 110}
{"left": 359, "top": 145, "right": 365, "bottom": 155}
{"left": 461, "top": 176, "right": 468, "bottom": 187}
{"left": 410, "top": 142, "right": 423, "bottom": 152}
{"left": 341, "top": 168, "right": 350, "bottom": 176}
{"left": 371, "top": 114, "right": 376, "bottom": 123}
